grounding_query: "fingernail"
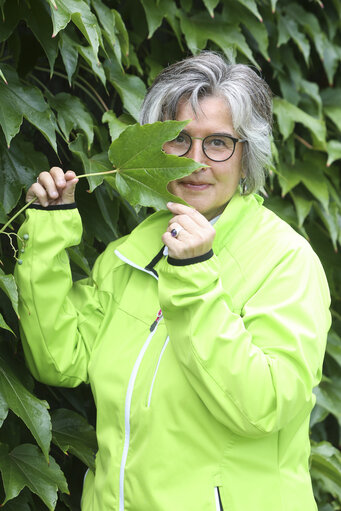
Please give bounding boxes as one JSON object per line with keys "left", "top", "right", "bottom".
{"left": 51, "top": 191, "right": 58, "bottom": 198}
{"left": 167, "top": 202, "right": 173, "bottom": 206}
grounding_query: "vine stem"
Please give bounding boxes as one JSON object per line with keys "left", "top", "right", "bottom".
{"left": 0, "top": 197, "right": 37, "bottom": 234}
{"left": 77, "top": 169, "right": 117, "bottom": 179}
{"left": 0, "top": 170, "right": 118, "bottom": 234}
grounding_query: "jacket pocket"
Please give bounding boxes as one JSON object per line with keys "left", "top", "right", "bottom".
{"left": 146, "top": 336, "right": 170, "bottom": 407}
{"left": 214, "top": 487, "right": 224, "bottom": 511}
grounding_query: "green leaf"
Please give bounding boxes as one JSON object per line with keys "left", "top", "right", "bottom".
{"left": 0, "top": 354, "right": 51, "bottom": 460}
{"left": 67, "top": 246, "right": 91, "bottom": 276}
{"left": 106, "top": 121, "right": 206, "bottom": 210}
{"left": 0, "top": 312, "right": 14, "bottom": 335}
{"left": 58, "top": 31, "right": 79, "bottom": 85}
{"left": 140, "top": 0, "right": 167, "bottom": 37}
{"left": 49, "top": 92, "right": 94, "bottom": 149}
{"left": 49, "top": 0, "right": 102, "bottom": 62}
{"left": 0, "top": 65, "right": 57, "bottom": 151}
{"left": 278, "top": 15, "right": 310, "bottom": 64}
{"left": 0, "top": 268, "right": 18, "bottom": 317}
{"left": 0, "top": 444, "right": 68, "bottom": 509}
{"left": 326, "top": 330, "right": 341, "bottom": 368}
{"left": 314, "top": 202, "right": 340, "bottom": 252}
{"left": 0, "top": 133, "right": 49, "bottom": 213}
{"left": 112, "top": 9, "right": 129, "bottom": 57}
{"left": 311, "top": 441, "right": 341, "bottom": 501}
{"left": 0, "top": 1, "right": 20, "bottom": 43}
{"left": 24, "top": 0, "right": 58, "bottom": 74}
{"left": 0, "top": 382, "right": 9, "bottom": 427}
{"left": 273, "top": 97, "right": 326, "bottom": 149}
{"left": 290, "top": 191, "right": 313, "bottom": 227}
{"left": 321, "top": 87, "right": 341, "bottom": 132}
{"left": 271, "top": 0, "right": 278, "bottom": 12}
{"left": 236, "top": 0, "right": 262, "bottom": 21}
{"left": 179, "top": 12, "right": 258, "bottom": 67}
{"left": 78, "top": 44, "right": 106, "bottom": 85}
{"left": 202, "top": 0, "right": 219, "bottom": 18}
{"left": 51, "top": 409, "right": 97, "bottom": 470}
{"left": 102, "top": 110, "right": 132, "bottom": 142}
{"left": 91, "top": 0, "right": 122, "bottom": 64}
{"left": 69, "top": 133, "right": 112, "bottom": 192}
{"left": 326, "top": 140, "right": 341, "bottom": 167}
{"left": 104, "top": 58, "right": 146, "bottom": 121}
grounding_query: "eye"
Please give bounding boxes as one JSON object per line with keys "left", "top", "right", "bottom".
{"left": 174, "top": 133, "right": 187, "bottom": 144}
{"left": 207, "top": 137, "right": 227, "bottom": 148}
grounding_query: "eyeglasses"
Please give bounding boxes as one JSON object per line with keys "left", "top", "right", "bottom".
{"left": 163, "top": 132, "right": 247, "bottom": 162}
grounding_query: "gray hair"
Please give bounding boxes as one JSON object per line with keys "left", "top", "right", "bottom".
{"left": 140, "top": 51, "right": 273, "bottom": 195}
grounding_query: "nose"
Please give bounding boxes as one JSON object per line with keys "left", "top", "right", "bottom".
{"left": 187, "top": 139, "right": 207, "bottom": 169}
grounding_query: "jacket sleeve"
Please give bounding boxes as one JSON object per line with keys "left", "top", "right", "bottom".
{"left": 157, "top": 244, "right": 331, "bottom": 437}
{"left": 14, "top": 207, "right": 111, "bottom": 387}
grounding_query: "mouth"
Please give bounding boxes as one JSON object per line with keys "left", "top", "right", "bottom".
{"left": 178, "top": 180, "right": 212, "bottom": 190}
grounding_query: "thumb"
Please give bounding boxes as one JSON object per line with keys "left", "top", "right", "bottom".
{"left": 61, "top": 178, "right": 78, "bottom": 204}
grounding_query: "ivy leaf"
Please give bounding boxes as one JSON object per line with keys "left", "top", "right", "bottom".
{"left": 310, "top": 441, "right": 341, "bottom": 500}
{"left": 290, "top": 191, "right": 313, "bottom": 228}
{"left": 0, "top": 312, "right": 15, "bottom": 336}
{"left": 321, "top": 87, "right": 341, "bottom": 132}
{"left": 314, "top": 202, "right": 340, "bottom": 252}
{"left": 326, "top": 140, "right": 341, "bottom": 167}
{"left": 179, "top": 12, "right": 258, "bottom": 67}
{"left": 102, "top": 110, "right": 132, "bottom": 142}
{"left": 202, "top": 0, "right": 220, "bottom": 18}
{"left": 69, "top": 134, "right": 112, "bottom": 192}
{"left": 49, "top": 0, "right": 102, "bottom": 61}
{"left": 91, "top": 0, "right": 122, "bottom": 64}
{"left": 0, "top": 65, "right": 57, "bottom": 151}
{"left": 112, "top": 9, "right": 129, "bottom": 57}
{"left": 0, "top": 268, "right": 19, "bottom": 317}
{"left": 51, "top": 409, "right": 97, "bottom": 471}
{"left": 58, "top": 31, "right": 79, "bottom": 85}
{"left": 78, "top": 44, "right": 106, "bottom": 85}
{"left": 273, "top": 97, "right": 326, "bottom": 149}
{"left": 104, "top": 58, "right": 146, "bottom": 121}
{"left": 24, "top": 0, "right": 58, "bottom": 74}
{"left": 0, "top": 353, "right": 51, "bottom": 460}
{"left": 105, "top": 121, "right": 205, "bottom": 210}
{"left": 0, "top": 444, "right": 68, "bottom": 509}
{"left": 236, "top": 0, "right": 263, "bottom": 21}
{"left": 0, "top": 133, "right": 49, "bottom": 213}
{"left": 49, "top": 92, "right": 94, "bottom": 149}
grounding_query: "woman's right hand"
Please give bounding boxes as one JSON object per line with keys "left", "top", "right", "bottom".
{"left": 26, "top": 167, "right": 79, "bottom": 207}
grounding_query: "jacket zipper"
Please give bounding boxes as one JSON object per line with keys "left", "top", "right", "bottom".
{"left": 147, "top": 335, "right": 169, "bottom": 407}
{"left": 214, "top": 487, "right": 224, "bottom": 511}
{"left": 115, "top": 249, "right": 163, "bottom": 511}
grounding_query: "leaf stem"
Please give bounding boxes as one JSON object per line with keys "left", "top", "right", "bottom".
{"left": 0, "top": 198, "right": 37, "bottom": 234}
{"left": 77, "top": 169, "right": 117, "bottom": 178}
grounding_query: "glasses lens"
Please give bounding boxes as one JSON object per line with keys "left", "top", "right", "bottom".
{"left": 163, "top": 132, "right": 191, "bottom": 156}
{"left": 203, "top": 135, "right": 235, "bottom": 161}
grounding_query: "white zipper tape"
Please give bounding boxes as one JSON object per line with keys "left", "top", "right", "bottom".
{"left": 147, "top": 335, "right": 169, "bottom": 407}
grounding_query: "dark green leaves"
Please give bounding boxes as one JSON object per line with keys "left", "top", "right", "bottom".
{"left": 105, "top": 121, "right": 205, "bottom": 210}
{"left": 0, "top": 444, "right": 68, "bottom": 510}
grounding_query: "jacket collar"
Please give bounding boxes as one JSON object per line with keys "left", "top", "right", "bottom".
{"left": 115, "top": 193, "right": 264, "bottom": 271}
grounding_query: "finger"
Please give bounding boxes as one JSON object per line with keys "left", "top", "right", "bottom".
{"left": 167, "top": 202, "right": 208, "bottom": 227}
{"left": 62, "top": 175, "right": 78, "bottom": 204}
{"left": 26, "top": 182, "right": 49, "bottom": 207}
{"left": 168, "top": 214, "right": 202, "bottom": 235}
{"left": 168, "top": 222, "right": 189, "bottom": 240}
{"left": 37, "top": 171, "right": 60, "bottom": 201}
{"left": 49, "top": 166, "right": 67, "bottom": 193}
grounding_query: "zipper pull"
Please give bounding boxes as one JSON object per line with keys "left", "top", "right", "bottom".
{"left": 150, "top": 309, "right": 162, "bottom": 332}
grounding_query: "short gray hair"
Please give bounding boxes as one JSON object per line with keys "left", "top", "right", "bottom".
{"left": 140, "top": 51, "right": 273, "bottom": 195}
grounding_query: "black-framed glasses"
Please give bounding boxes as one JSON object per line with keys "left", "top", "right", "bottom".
{"left": 163, "top": 132, "right": 247, "bottom": 162}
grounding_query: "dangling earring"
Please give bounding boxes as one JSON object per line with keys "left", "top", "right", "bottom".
{"left": 240, "top": 177, "right": 247, "bottom": 195}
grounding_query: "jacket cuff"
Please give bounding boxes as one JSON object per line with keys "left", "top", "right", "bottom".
{"left": 28, "top": 203, "right": 77, "bottom": 210}
{"left": 167, "top": 249, "right": 214, "bottom": 266}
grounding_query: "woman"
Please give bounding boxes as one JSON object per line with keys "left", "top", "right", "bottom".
{"left": 15, "top": 52, "right": 331, "bottom": 511}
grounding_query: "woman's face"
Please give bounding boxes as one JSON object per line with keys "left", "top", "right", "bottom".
{"left": 167, "top": 95, "right": 244, "bottom": 220}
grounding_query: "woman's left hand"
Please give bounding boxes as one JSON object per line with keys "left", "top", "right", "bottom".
{"left": 162, "top": 202, "right": 216, "bottom": 260}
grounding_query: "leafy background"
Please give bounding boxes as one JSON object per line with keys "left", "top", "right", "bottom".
{"left": 0, "top": 0, "right": 340, "bottom": 509}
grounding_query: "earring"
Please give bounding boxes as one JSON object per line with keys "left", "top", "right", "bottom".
{"left": 240, "top": 177, "right": 247, "bottom": 195}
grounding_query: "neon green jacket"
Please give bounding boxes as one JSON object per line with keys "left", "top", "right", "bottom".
{"left": 15, "top": 192, "right": 331, "bottom": 511}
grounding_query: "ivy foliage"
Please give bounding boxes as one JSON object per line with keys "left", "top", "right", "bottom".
{"left": 0, "top": 0, "right": 340, "bottom": 508}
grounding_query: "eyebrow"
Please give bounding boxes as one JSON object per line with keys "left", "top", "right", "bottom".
{"left": 181, "top": 129, "right": 235, "bottom": 138}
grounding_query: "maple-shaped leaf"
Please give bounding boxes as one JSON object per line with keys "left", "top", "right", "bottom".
{"left": 0, "top": 444, "right": 68, "bottom": 510}
{"left": 102, "top": 120, "right": 204, "bottom": 210}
